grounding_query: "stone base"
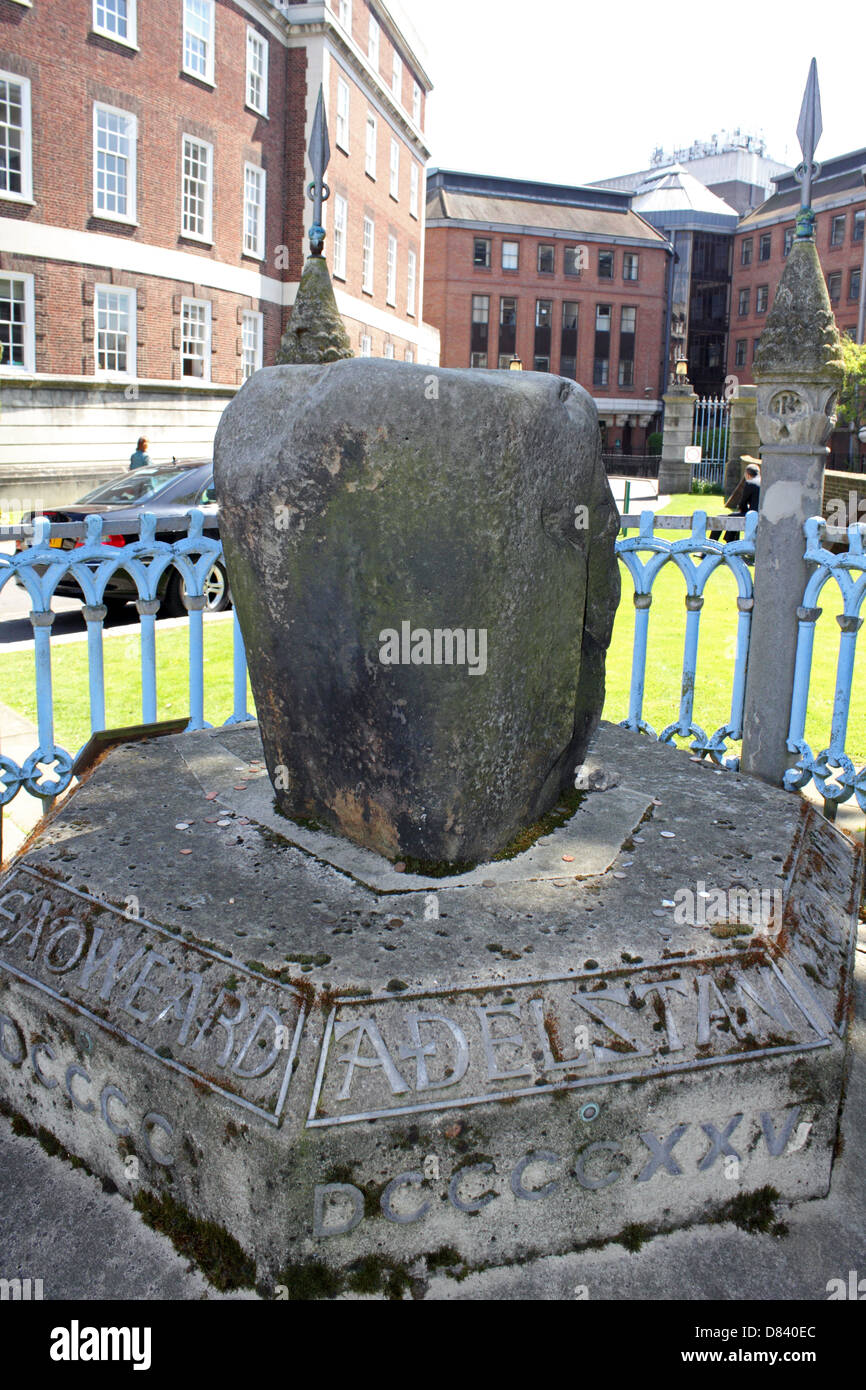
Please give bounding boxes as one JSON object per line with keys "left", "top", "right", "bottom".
{"left": 0, "top": 723, "right": 860, "bottom": 1287}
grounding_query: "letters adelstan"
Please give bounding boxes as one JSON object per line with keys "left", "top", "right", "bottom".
{"left": 309, "top": 957, "right": 828, "bottom": 1124}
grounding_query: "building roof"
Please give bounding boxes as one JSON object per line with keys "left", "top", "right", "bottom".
{"left": 738, "top": 148, "right": 866, "bottom": 229}
{"left": 593, "top": 145, "right": 790, "bottom": 216}
{"left": 632, "top": 165, "right": 739, "bottom": 232}
{"left": 426, "top": 170, "right": 668, "bottom": 245}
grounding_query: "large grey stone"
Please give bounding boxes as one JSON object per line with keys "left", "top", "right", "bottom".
{"left": 214, "top": 361, "right": 619, "bottom": 866}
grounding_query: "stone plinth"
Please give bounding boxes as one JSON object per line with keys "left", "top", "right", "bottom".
{"left": 0, "top": 722, "right": 859, "bottom": 1292}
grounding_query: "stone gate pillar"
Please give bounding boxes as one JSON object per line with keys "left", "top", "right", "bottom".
{"left": 723, "top": 385, "right": 760, "bottom": 499}
{"left": 739, "top": 237, "right": 844, "bottom": 784}
{"left": 658, "top": 378, "right": 697, "bottom": 495}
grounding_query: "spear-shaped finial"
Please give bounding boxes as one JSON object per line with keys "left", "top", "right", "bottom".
{"left": 307, "top": 85, "right": 331, "bottom": 256}
{"left": 794, "top": 58, "right": 822, "bottom": 239}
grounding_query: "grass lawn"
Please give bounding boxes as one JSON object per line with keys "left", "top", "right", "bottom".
{"left": 0, "top": 496, "right": 862, "bottom": 777}
{"left": 605, "top": 489, "right": 866, "bottom": 769}
{"left": 0, "top": 618, "right": 254, "bottom": 757}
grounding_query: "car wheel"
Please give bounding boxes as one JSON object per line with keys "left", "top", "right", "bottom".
{"left": 162, "top": 561, "right": 231, "bottom": 618}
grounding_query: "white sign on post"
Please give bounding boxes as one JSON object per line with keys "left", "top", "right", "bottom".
{"left": 684, "top": 446, "right": 702, "bottom": 464}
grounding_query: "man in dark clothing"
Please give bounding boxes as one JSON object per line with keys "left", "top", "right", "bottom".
{"left": 724, "top": 461, "right": 760, "bottom": 542}
{"left": 707, "top": 454, "right": 761, "bottom": 543}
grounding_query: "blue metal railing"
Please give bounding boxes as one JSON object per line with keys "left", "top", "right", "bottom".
{"left": 0, "top": 508, "right": 863, "bottom": 846}
{"left": 616, "top": 509, "right": 756, "bottom": 769}
{"left": 0, "top": 509, "right": 252, "bottom": 814}
{"left": 784, "top": 518, "right": 866, "bottom": 814}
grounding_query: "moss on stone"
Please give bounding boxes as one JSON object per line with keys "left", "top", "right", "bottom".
{"left": 133, "top": 1189, "right": 256, "bottom": 1292}
{"left": 277, "top": 1258, "right": 343, "bottom": 1301}
{"left": 276, "top": 257, "right": 353, "bottom": 366}
{"left": 711, "top": 1184, "right": 786, "bottom": 1236}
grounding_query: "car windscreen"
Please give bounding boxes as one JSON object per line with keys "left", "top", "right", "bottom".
{"left": 75, "top": 469, "right": 188, "bottom": 507}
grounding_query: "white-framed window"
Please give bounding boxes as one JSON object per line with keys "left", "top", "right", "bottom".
{"left": 337, "top": 0, "right": 351, "bottom": 28}
{"left": 242, "top": 310, "right": 263, "bottom": 380}
{"left": 95, "top": 284, "right": 136, "bottom": 378}
{"left": 368, "top": 14, "right": 379, "bottom": 68}
{"left": 362, "top": 216, "right": 374, "bottom": 294}
{"left": 407, "top": 248, "right": 416, "bottom": 316}
{"left": 405, "top": 347, "right": 414, "bottom": 363}
{"left": 93, "top": 0, "right": 137, "bottom": 46}
{"left": 391, "top": 51, "right": 402, "bottom": 102}
{"left": 389, "top": 138, "right": 399, "bottom": 200}
{"left": 365, "top": 112, "right": 376, "bottom": 178}
{"left": 333, "top": 194, "right": 348, "bottom": 279}
{"left": 412, "top": 81, "right": 421, "bottom": 126}
{"left": 384, "top": 341, "right": 394, "bottom": 359}
{"left": 0, "top": 71, "right": 32, "bottom": 203}
{"left": 243, "top": 163, "right": 266, "bottom": 259}
{"left": 0, "top": 272, "right": 35, "bottom": 373}
{"left": 246, "top": 28, "right": 268, "bottom": 116}
{"left": 410, "top": 162, "right": 419, "bottom": 219}
{"left": 386, "top": 233, "right": 397, "bottom": 306}
{"left": 336, "top": 77, "right": 350, "bottom": 152}
{"left": 360, "top": 333, "right": 372, "bottom": 357}
{"left": 181, "top": 135, "right": 213, "bottom": 241}
{"left": 183, "top": 0, "right": 215, "bottom": 85}
{"left": 93, "top": 103, "right": 137, "bottom": 222}
{"left": 182, "top": 298, "right": 211, "bottom": 379}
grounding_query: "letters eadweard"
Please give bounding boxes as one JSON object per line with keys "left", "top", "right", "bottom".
{"left": 0, "top": 867, "right": 304, "bottom": 1123}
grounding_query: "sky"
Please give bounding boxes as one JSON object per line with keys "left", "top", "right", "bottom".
{"left": 397, "top": 0, "right": 864, "bottom": 185}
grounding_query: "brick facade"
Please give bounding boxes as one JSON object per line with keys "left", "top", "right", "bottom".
{"left": 729, "top": 202, "right": 865, "bottom": 382}
{"left": 423, "top": 171, "right": 670, "bottom": 452}
{"left": 0, "top": 0, "right": 436, "bottom": 389}
{"left": 323, "top": 1, "right": 429, "bottom": 359}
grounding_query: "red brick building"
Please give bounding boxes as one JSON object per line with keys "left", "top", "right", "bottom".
{"left": 424, "top": 169, "right": 671, "bottom": 453}
{"left": 729, "top": 149, "right": 865, "bottom": 381}
{"left": 0, "top": 0, "right": 437, "bottom": 504}
{"left": 728, "top": 149, "right": 866, "bottom": 469}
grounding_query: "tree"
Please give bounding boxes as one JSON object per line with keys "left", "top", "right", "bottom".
{"left": 835, "top": 335, "right": 866, "bottom": 467}
{"left": 836, "top": 333, "right": 866, "bottom": 431}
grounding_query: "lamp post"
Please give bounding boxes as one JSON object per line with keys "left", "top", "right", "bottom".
{"left": 509, "top": 357, "right": 523, "bottom": 371}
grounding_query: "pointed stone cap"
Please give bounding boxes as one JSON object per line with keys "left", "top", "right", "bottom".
{"left": 753, "top": 238, "right": 843, "bottom": 383}
{"left": 276, "top": 255, "right": 354, "bottom": 366}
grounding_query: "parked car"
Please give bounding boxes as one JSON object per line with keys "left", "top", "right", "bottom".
{"left": 15, "top": 461, "right": 229, "bottom": 617}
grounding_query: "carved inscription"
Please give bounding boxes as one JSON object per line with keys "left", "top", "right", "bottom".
{"left": 308, "top": 955, "right": 828, "bottom": 1126}
{"left": 312, "top": 1104, "right": 813, "bottom": 1236}
{"left": 0, "top": 868, "right": 304, "bottom": 1122}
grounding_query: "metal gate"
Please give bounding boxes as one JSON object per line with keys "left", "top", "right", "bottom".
{"left": 692, "top": 396, "right": 730, "bottom": 485}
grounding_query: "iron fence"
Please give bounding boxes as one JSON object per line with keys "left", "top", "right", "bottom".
{"left": 691, "top": 396, "right": 730, "bottom": 486}
{"left": 0, "top": 507, "right": 864, "bottom": 863}
{"left": 602, "top": 453, "right": 660, "bottom": 479}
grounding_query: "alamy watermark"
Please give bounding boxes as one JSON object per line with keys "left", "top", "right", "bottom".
{"left": 379, "top": 622, "right": 487, "bottom": 676}
{"left": 672, "top": 880, "right": 782, "bottom": 930}
{"left": 0, "top": 1276, "right": 43, "bottom": 1300}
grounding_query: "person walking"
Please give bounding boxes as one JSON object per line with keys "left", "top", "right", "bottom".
{"left": 129, "top": 437, "right": 151, "bottom": 470}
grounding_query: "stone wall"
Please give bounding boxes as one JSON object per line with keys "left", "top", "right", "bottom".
{"left": 0, "top": 379, "right": 234, "bottom": 510}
